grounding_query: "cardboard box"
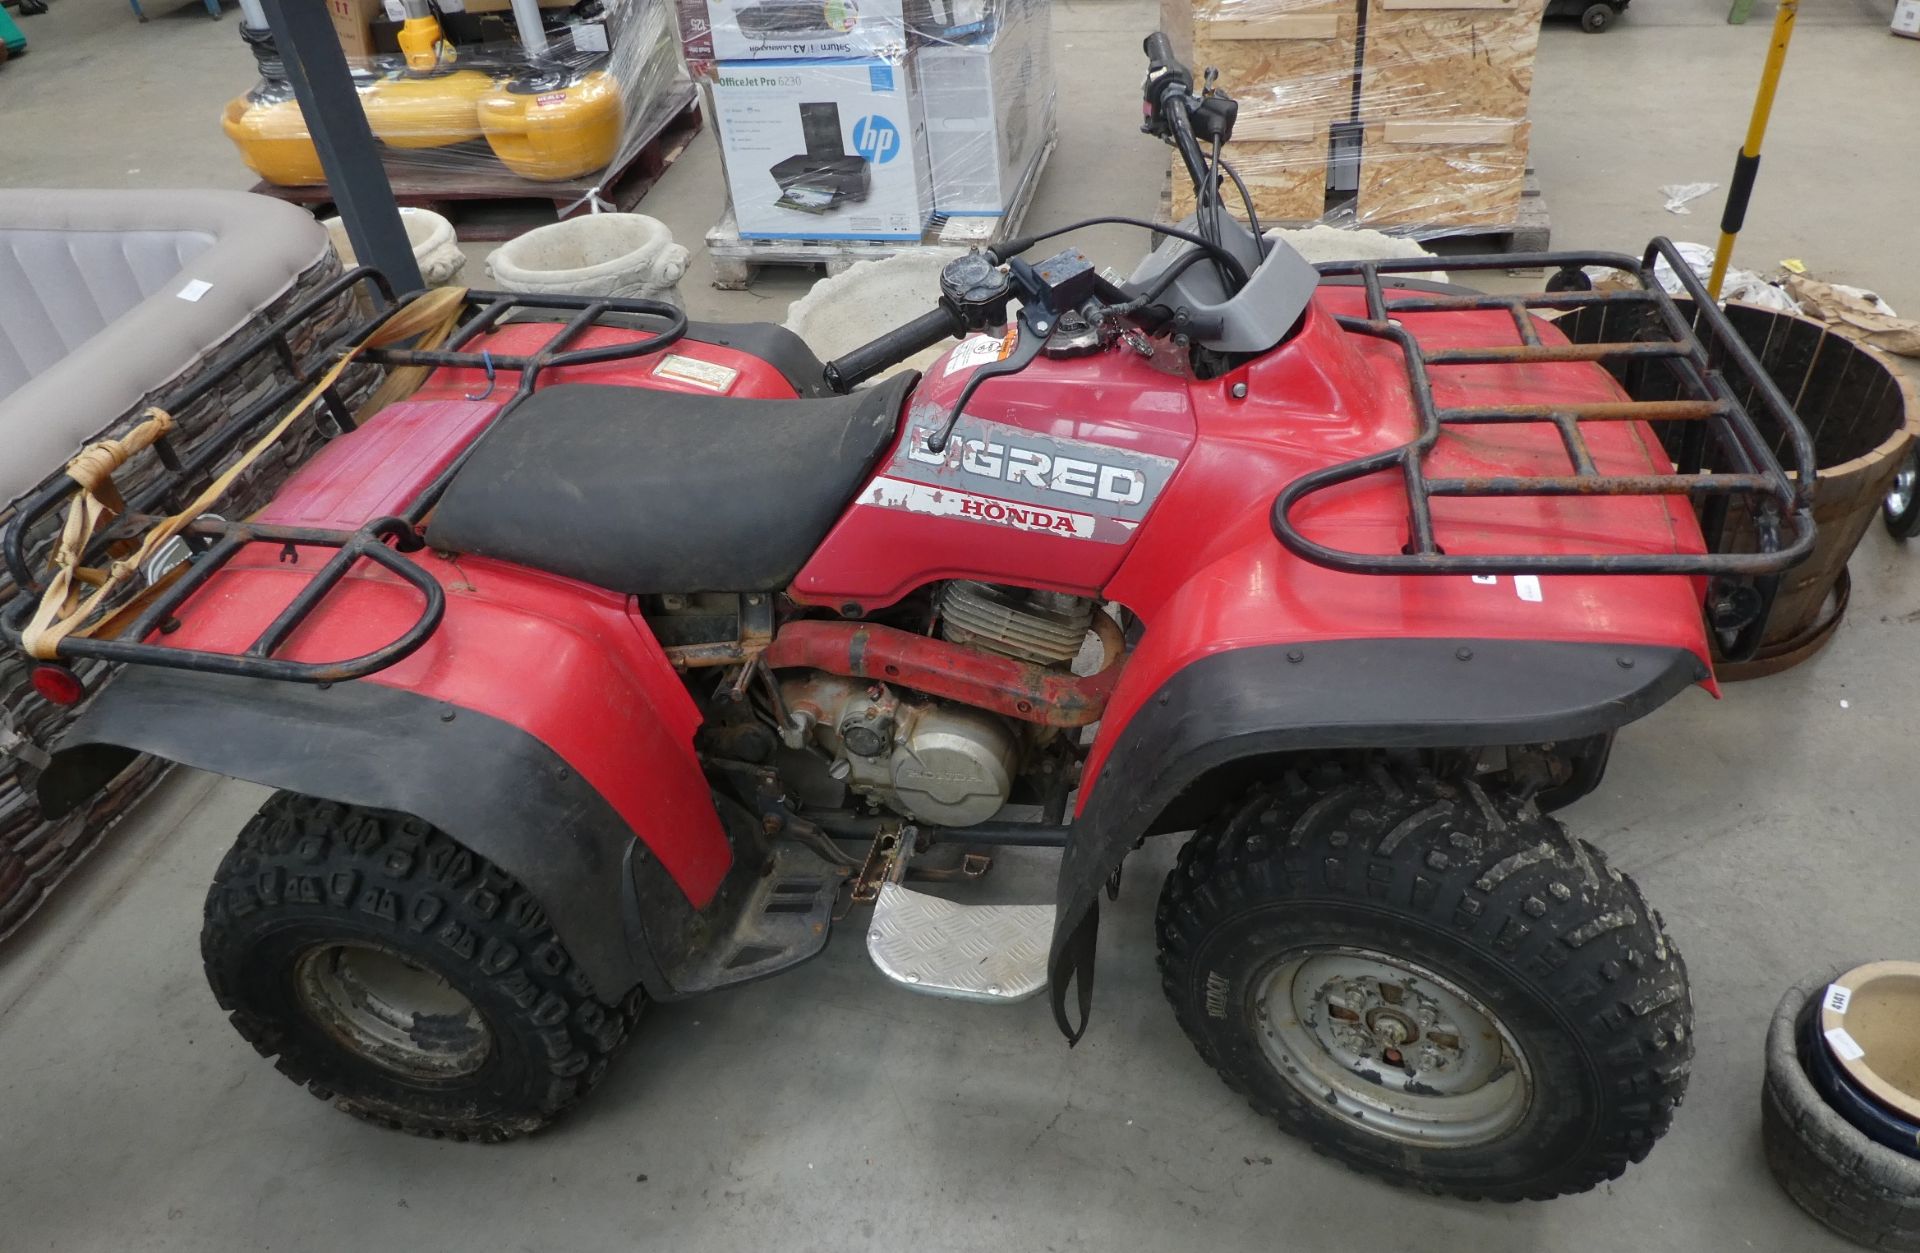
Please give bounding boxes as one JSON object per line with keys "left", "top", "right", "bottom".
{"left": 680, "top": 0, "right": 908, "bottom": 63}
{"left": 917, "top": 0, "right": 1054, "bottom": 215}
{"left": 710, "top": 57, "right": 931, "bottom": 239}
{"left": 328, "top": 0, "right": 384, "bottom": 58}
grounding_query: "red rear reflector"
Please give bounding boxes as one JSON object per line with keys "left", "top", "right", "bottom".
{"left": 31, "top": 664, "right": 86, "bottom": 706}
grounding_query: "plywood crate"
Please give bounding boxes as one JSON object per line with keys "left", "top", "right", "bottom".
{"left": 1356, "top": 118, "right": 1530, "bottom": 228}
{"left": 1163, "top": 0, "right": 1355, "bottom": 222}
{"left": 1170, "top": 120, "right": 1332, "bottom": 222}
{"left": 1355, "top": 0, "right": 1542, "bottom": 227}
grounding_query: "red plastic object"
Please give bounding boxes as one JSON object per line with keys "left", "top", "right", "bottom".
{"left": 31, "top": 664, "right": 86, "bottom": 706}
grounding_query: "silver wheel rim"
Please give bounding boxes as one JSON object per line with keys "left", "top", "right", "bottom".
{"left": 295, "top": 941, "right": 492, "bottom": 1080}
{"left": 1888, "top": 456, "right": 1917, "bottom": 517}
{"left": 1253, "top": 947, "right": 1533, "bottom": 1146}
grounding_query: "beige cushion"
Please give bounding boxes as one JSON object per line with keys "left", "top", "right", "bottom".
{"left": 0, "top": 189, "right": 330, "bottom": 505}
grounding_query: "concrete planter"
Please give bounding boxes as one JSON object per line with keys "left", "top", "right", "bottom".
{"left": 484, "top": 214, "right": 688, "bottom": 308}
{"left": 322, "top": 207, "right": 466, "bottom": 289}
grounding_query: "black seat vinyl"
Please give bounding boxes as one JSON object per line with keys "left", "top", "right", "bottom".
{"left": 427, "top": 372, "right": 915, "bottom": 594}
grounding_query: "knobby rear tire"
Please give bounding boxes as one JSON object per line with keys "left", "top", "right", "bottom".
{"left": 201, "top": 792, "right": 638, "bottom": 1142}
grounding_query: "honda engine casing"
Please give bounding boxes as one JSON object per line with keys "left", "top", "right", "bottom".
{"left": 778, "top": 675, "right": 1017, "bottom": 827}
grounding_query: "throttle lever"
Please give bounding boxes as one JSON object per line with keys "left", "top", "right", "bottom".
{"left": 924, "top": 306, "right": 1049, "bottom": 455}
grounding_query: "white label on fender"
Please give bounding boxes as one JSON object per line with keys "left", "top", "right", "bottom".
{"left": 1515, "top": 574, "right": 1543, "bottom": 602}
{"left": 1826, "top": 1026, "right": 1866, "bottom": 1062}
{"left": 862, "top": 475, "right": 1095, "bottom": 538}
{"left": 651, "top": 354, "right": 739, "bottom": 393}
{"left": 1826, "top": 984, "right": 1853, "bottom": 1015}
{"left": 1472, "top": 574, "right": 1498, "bottom": 585}
{"left": 942, "top": 330, "right": 1014, "bottom": 376}
{"left": 177, "top": 279, "right": 212, "bottom": 302}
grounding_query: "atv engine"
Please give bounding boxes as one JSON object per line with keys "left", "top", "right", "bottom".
{"left": 776, "top": 584, "right": 1097, "bottom": 826}
{"left": 778, "top": 675, "right": 1017, "bottom": 826}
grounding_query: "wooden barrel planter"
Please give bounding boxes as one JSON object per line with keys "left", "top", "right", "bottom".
{"left": 1561, "top": 298, "right": 1920, "bottom": 678}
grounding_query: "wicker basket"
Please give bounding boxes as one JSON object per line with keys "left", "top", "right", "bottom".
{"left": 0, "top": 250, "right": 379, "bottom": 942}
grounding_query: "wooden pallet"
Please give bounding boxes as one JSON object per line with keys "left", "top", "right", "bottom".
{"left": 1158, "top": 168, "right": 1553, "bottom": 257}
{"left": 705, "top": 133, "right": 1055, "bottom": 291}
{"left": 252, "top": 86, "right": 702, "bottom": 242}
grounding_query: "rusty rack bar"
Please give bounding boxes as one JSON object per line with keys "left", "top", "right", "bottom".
{"left": 2, "top": 281, "right": 689, "bottom": 684}
{"left": 20, "top": 517, "right": 448, "bottom": 683}
{"left": 1272, "top": 238, "right": 1818, "bottom": 581}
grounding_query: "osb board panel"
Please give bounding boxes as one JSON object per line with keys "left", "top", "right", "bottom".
{"left": 1359, "top": 0, "right": 1545, "bottom": 121}
{"left": 1161, "top": 0, "right": 1357, "bottom": 128}
{"left": 1160, "top": 0, "right": 1351, "bottom": 59}
{"left": 1355, "top": 119, "right": 1529, "bottom": 227}
{"left": 1198, "top": 17, "right": 1358, "bottom": 129}
{"left": 1170, "top": 136, "right": 1328, "bottom": 223}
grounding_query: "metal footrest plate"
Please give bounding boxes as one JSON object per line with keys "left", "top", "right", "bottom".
{"left": 866, "top": 881, "right": 1051, "bottom": 1003}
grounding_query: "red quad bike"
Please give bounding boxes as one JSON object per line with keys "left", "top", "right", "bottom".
{"left": 8, "top": 37, "right": 1816, "bottom": 1200}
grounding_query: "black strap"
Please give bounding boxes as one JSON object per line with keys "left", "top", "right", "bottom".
{"left": 1049, "top": 899, "right": 1100, "bottom": 1045}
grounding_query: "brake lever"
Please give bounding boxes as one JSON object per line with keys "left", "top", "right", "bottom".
{"left": 924, "top": 305, "right": 1051, "bottom": 454}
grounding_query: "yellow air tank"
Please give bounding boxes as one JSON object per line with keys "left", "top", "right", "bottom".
{"left": 478, "top": 70, "right": 624, "bottom": 182}
{"left": 220, "top": 94, "right": 324, "bottom": 186}
{"left": 361, "top": 69, "right": 496, "bottom": 148}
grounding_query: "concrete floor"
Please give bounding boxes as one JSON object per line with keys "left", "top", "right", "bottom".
{"left": 2, "top": 0, "right": 1918, "bottom": 1248}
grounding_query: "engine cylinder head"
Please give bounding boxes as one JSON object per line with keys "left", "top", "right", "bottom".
{"left": 939, "top": 582, "right": 1095, "bottom": 667}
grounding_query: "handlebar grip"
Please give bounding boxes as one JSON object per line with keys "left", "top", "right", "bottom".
{"left": 822, "top": 304, "right": 964, "bottom": 394}
{"left": 1143, "top": 32, "right": 1191, "bottom": 87}
{"left": 1143, "top": 32, "right": 1177, "bottom": 70}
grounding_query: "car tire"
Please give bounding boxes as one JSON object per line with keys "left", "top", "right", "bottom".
{"left": 201, "top": 792, "right": 638, "bottom": 1141}
{"left": 1155, "top": 762, "right": 1692, "bottom": 1201}
{"left": 1765, "top": 972, "right": 1920, "bottom": 1249}
{"left": 1581, "top": 2, "right": 1615, "bottom": 30}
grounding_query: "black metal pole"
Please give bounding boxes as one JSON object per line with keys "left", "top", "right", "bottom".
{"left": 255, "top": 0, "right": 424, "bottom": 292}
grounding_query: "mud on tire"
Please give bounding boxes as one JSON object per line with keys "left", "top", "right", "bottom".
{"left": 201, "top": 792, "right": 637, "bottom": 1141}
{"left": 1155, "top": 762, "right": 1693, "bottom": 1201}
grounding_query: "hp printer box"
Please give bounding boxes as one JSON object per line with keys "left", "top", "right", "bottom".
{"left": 680, "top": 0, "right": 907, "bottom": 62}
{"left": 711, "top": 58, "right": 932, "bottom": 240}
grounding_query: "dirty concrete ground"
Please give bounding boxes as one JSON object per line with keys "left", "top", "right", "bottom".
{"left": 1, "top": 0, "right": 1916, "bottom": 1248}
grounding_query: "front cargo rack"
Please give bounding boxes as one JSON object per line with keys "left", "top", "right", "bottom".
{"left": 1276, "top": 237, "right": 1818, "bottom": 586}
{"left": 2, "top": 274, "right": 688, "bottom": 684}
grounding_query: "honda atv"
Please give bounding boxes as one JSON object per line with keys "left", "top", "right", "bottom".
{"left": 5, "top": 35, "right": 1815, "bottom": 1202}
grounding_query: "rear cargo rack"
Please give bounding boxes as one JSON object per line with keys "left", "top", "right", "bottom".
{"left": 1276, "top": 237, "right": 1818, "bottom": 580}
{"left": 2, "top": 276, "right": 688, "bottom": 684}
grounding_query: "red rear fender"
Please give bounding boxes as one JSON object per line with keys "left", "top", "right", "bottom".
{"left": 147, "top": 549, "right": 732, "bottom": 907}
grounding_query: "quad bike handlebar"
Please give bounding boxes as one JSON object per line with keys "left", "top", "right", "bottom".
{"left": 821, "top": 304, "right": 966, "bottom": 393}
{"left": 820, "top": 37, "right": 1250, "bottom": 398}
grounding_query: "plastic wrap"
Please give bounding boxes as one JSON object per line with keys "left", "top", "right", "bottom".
{"left": 689, "top": 0, "right": 1056, "bottom": 241}
{"left": 222, "top": 0, "right": 691, "bottom": 189}
{"left": 917, "top": 0, "right": 1055, "bottom": 216}
{"left": 1162, "top": 0, "right": 1542, "bottom": 232}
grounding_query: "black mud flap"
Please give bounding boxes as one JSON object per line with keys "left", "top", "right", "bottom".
{"left": 1047, "top": 637, "right": 1705, "bottom": 1042}
{"left": 39, "top": 667, "right": 676, "bottom": 1003}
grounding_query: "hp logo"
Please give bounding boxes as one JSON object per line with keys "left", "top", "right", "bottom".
{"left": 850, "top": 115, "right": 901, "bottom": 164}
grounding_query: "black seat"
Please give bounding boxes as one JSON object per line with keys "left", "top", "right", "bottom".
{"left": 427, "top": 372, "right": 915, "bottom": 594}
